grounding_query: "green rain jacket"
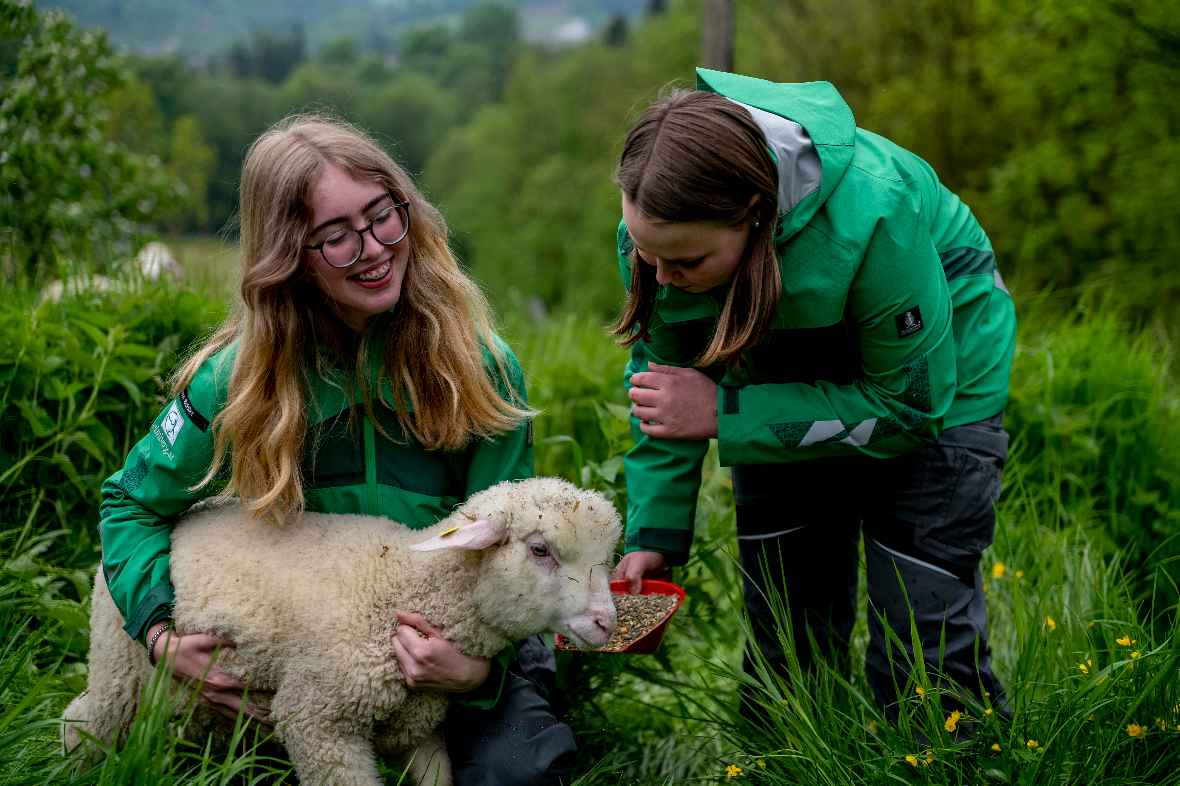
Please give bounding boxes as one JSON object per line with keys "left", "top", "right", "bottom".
{"left": 620, "top": 69, "right": 1017, "bottom": 564}
{"left": 99, "top": 324, "right": 532, "bottom": 707}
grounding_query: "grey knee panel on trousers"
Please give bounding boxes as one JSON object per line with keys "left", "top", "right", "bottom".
{"left": 732, "top": 414, "right": 1009, "bottom": 713}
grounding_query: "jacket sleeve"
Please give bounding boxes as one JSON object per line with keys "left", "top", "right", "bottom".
{"left": 99, "top": 355, "right": 228, "bottom": 643}
{"left": 616, "top": 222, "right": 710, "bottom": 566}
{"left": 716, "top": 213, "right": 957, "bottom": 466}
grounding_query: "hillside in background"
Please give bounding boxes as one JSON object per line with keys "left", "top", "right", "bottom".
{"left": 42, "top": 0, "right": 642, "bottom": 60}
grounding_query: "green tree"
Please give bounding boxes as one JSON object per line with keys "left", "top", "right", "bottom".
{"left": 424, "top": 6, "right": 700, "bottom": 315}
{"left": 318, "top": 35, "right": 361, "bottom": 68}
{"left": 0, "top": 1, "right": 181, "bottom": 282}
{"left": 457, "top": 2, "right": 519, "bottom": 100}
{"left": 164, "top": 115, "right": 217, "bottom": 232}
{"left": 741, "top": 0, "right": 1180, "bottom": 310}
{"left": 103, "top": 75, "right": 168, "bottom": 157}
{"left": 280, "top": 60, "right": 361, "bottom": 119}
{"left": 399, "top": 24, "right": 453, "bottom": 80}
{"left": 355, "top": 72, "right": 458, "bottom": 175}
{"left": 172, "top": 73, "right": 281, "bottom": 233}
{"left": 221, "top": 24, "right": 308, "bottom": 84}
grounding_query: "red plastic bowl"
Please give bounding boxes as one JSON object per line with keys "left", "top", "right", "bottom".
{"left": 555, "top": 579, "right": 685, "bottom": 654}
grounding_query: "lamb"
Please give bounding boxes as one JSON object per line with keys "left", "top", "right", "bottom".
{"left": 40, "top": 241, "right": 184, "bottom": 303}
{"left": 62, "top": 477, "right": 621, "bottom": 786}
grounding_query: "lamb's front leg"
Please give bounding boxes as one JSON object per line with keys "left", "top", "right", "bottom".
{"left": 280, "top": 718, "right": 382, "bottom": 786}
{"left": 407, "top": 730, "right": 452, "bottom": 786}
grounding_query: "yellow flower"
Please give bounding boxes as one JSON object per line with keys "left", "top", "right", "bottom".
{"left": 1026, "top": 739, "right": 1039, "bottom": 749}
{"left": 992, "top": 562, "right": 1006, "bottom": 579}
{"left": 725, "top": 763, "right": 743, "bottom": 779}
{"left": 904, "top": 755, "right": 918, "bottom": 767}
{"left": 991, "top": 743, "right": 1001, "bottom": 752}
{"left": 1130, "top": 651, "right": 1141, "bottom": 659}
{"left": 756, "top": 759, "right": 766, "bottom": 769}
{"left": 1116, "top": 634, "right": 1136, "bottom": 647}
{"left": 915, "top": 686, "right": 926, "bottom": 699}
{"left": 984, "top": 707, "right": 994, "bottom": 716}
{"left": 1045, "top": 616, "right": 1057, "bottom": 631}
{"left": 1015, "top": 569, "right": 1024, "bottom": 579}
{"left": 945, "top": 710, "right": 962, "bottom": 732}
{"left": 1127, "top": 723, "right": 1145, "bottom": 739}
{"left": 924, "top": 750, "right": 935, "bottom": 765}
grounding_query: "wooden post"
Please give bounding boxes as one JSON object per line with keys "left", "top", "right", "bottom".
{"left": 701, "top": 0, "right": 735, "bottom": 72}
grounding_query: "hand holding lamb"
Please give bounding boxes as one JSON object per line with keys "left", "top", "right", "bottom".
{"left": 63, "top": 477, "right": 621, "bottom": 786}
{"left": 391, "top": 611, "right": 492, "bottom": 692}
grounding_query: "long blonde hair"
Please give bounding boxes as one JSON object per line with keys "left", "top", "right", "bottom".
{"left": 174, "top": 114, "right": 531, "bottom": 522}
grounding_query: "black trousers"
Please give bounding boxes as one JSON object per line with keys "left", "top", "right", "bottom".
{"left": 733, "top": 414, "right": 1009, "bottom": 715}
{"left": 443, "top": 636, "right": 577, "bottom": 786}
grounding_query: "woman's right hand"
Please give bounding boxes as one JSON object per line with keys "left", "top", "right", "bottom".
{"left": 148, "top": 622, "right": 271, "bottom": 724}
{"left": 612, "top": 550, "right": 668, "bottom": 594}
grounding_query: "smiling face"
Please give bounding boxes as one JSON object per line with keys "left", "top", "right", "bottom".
{"left": 621, "top": 195, "right": 752, "bottom": 293}
{"left": 304, "top": 163, "right": 410, "bottom": 331}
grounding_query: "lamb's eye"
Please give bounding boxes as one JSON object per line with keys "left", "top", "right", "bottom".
{"left": 529, "top": 543, "right": 550, "bottom": 559}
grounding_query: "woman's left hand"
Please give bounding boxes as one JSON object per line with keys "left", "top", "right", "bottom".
{"left": 629, "top": 363, "right": 719, "bottom": 440}
{"left": 392, "top": 611, "right": 491, "bottom": 692}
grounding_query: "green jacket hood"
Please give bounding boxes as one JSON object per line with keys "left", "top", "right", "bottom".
{"left": 696, "top": 68, "right": 855, "bottom": 242}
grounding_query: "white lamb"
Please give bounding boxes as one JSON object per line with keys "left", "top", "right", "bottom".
{"left": 62, "top": 477, "right": 620, "bottom": 786}
{"left": 40, "top": 241, "right": 184, "bottom": 303}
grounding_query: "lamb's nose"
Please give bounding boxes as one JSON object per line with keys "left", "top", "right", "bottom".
{"left": 593, "top": 612, "right": 614, "bottom": 636}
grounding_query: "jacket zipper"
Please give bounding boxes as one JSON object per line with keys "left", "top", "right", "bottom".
{"left": 363, "top": 415, "right": 378, "bottom": 514}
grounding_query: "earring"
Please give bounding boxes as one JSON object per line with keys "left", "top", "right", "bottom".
{"left": 753, "top": 219, "right": 761, "bottom": 229}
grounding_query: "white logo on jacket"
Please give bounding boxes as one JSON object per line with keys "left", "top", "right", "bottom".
{"left": 161, "top": 401, "right": 184, "bottom": 445}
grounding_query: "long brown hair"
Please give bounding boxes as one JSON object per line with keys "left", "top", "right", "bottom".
{"left": 174, "top": 114, "right": 532, "bottom": 522}
{"left": 612, "top": 90, "right": 780, "bottom": 367}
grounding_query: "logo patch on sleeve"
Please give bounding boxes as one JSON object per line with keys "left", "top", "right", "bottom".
{"left": 895, "top": 306, "right": 924, "bottom": 338}
{"left": 161, "top": 401, "right": 184, "bottom": 445}
{"left": 178, "top": 389, "right": 210, "bottom": 431}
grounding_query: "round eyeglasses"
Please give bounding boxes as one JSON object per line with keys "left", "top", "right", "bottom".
{"left": 304, "top": 199, "right": 411, "bottom": 269}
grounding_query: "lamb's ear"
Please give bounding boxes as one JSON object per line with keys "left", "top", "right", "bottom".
{"left": 409, "top": 517, "right": 507, "bottom": 552}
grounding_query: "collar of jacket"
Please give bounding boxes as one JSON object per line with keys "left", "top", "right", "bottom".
{"left": 303, "top": 315, "right": 412, "bottom": 427}
{"left": 695, "top": 68, "right": 856, "bottom": 245}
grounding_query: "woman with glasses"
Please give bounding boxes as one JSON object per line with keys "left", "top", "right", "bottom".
{"left": 609, "top": 70, "right": 1016, "bottom": 718}
{"left": 95, "top": 115, "right": 574, "bottom": 784}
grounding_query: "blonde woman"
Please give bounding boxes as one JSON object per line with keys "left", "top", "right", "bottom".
{"left": 98, "top": 115, "right": 574, "bottom": 784}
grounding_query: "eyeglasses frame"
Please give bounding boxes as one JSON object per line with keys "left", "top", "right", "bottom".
{"left": 303, "top": 196, "right": 412, "bottom": 269}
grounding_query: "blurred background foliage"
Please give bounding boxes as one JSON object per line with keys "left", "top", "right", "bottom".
{"left": 4, "top": 0, "right": 1177, "bottom": 318}
{"left": 2, "top": 0, "right": 1179, "bottom": 783}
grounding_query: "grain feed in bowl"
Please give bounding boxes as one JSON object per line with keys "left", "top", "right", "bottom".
{"left": 563, "top": 592, "right": 679, "bottom": 652}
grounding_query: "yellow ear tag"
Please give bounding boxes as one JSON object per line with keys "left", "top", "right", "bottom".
{"left": 439, "top": 526, "right": 460, "bottom": 538}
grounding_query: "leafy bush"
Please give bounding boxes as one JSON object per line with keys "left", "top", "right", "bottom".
{"left": 0, "top": 1, "right": 183, "bottom": 283}
{"left": 0, "top": 279, "right": 224, "bottom": 677}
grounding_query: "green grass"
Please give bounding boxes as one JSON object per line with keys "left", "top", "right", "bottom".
{"left": 166, "top": 236, "right": 242, "bottom": 304}
{"left": 1, "top": 274, "right": 1178, "bottom": 784}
